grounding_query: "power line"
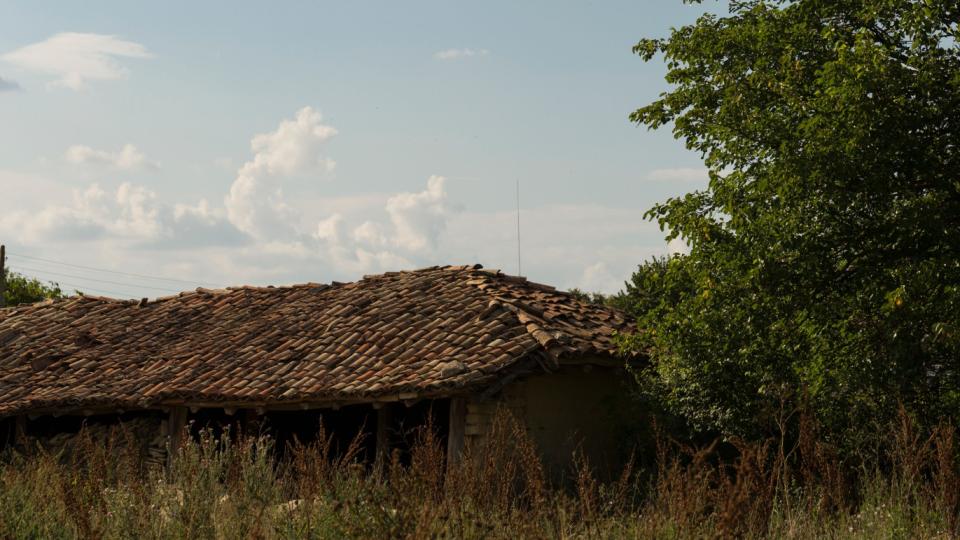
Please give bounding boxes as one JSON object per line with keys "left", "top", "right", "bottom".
{"left": 53, "top": 281, "right": 140, "bottom": 299}
{"left": 6, "top": 252, "right": 222, "bottom": 288}
{"left": 10, "top": 264, "right": 182, "bottom": 293}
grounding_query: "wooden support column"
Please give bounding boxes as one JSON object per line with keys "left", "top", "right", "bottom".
{"left": 447, "top": 397, "right": 466, "bottom": 467}
{"left": 166, "top": 406, "right": 188, "bottom": 469}
{"left": 241, "top": 409, "right": 261, "bottom": 437}
{"left": 13, "top": 415, "right": 26, "bottom": 447}
{"left": 375, "top": 404, "right": 391, "bottom": 470}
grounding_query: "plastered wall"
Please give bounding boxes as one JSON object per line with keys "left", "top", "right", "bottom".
{"left": 465, "top": 366, "right": 632, "bottom": 481}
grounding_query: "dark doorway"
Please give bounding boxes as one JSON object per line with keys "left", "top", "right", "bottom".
{"left": 259, "top": 398, "right": 452, "bottom": 465}
{"left": 385, "top": 398, "right": 451, "bottom": 466}
{"left": 264, "top": 404, "right": 377, "bottom": 462}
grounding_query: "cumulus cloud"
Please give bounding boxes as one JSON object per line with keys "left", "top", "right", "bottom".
{"left": 65, "top": 144, "right": 159, "bottom": 171}
{"left": 225, "top": 107, "right": 338, "bottom": 239}
{"left": 645, "top": 167, "right": 709, "bottom": 183}
{"left": 578, "top": 262, "right": 621, "bottom": 294}
{"left": 0, "top": 182, "right": 243, "bottom": 249}
{"left": 215, "top": 107, "right": 451, "bottom": 273}
{"left": 1, "top": 32, "right": 151, "bottom": 90}
{"left": 0, "top": 76, "right": 20, "bottom": 92}
{"left": 3, "top": 105, "right": 673, "bottom": 297}
{"left": 434, "top": 48, "right": 489, "bottom": 60}
{"left": 384, "top": 175, "right": 451, "bottom": 252}
{"left": 311, "top": 176, "right": 454, "bottom": 273}
{"left": 1, "top": 183, "right": 162, "bottom": 243}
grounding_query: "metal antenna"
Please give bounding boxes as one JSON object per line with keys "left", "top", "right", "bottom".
{"left": 516, "top": 179, "right": 522, "bottom": 276}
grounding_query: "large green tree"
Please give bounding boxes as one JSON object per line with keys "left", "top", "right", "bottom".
{"left": 627, "top": 0, "right": 960, "bottom": 441}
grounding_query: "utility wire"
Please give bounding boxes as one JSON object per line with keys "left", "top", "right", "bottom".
{"left": 10, "top": 265, "right": 183, "bottom": 293}
{"left": 7, "top": 252, "right": 222, "bottom": 287}
{"left": 44, "top": 280, "right": 138, "bottom": 299}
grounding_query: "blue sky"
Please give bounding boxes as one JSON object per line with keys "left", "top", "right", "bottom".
{"left": 0, "top": 1, "right": 720, "bottom": 298}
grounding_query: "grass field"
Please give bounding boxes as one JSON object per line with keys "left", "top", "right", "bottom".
{"left": 2, "top": 411, "right": 958, "bottom": 539}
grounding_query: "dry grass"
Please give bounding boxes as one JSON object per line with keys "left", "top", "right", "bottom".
{"left": 1, "top": 409, "right": 958, "bottom": 539}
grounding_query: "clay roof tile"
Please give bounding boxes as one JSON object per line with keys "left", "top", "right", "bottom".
{"left": 0, "top": 265, "right": 635, "bottom": 416}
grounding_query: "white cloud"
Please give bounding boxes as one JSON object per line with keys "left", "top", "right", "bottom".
{"left": 352, "top": 220, "right": 386, "bottom": 247}
{"left": 167, "top": 199, "right": 247, "bottom": 248}
{"left": 309, "top": 176, "right": 454, "bottom": 274}
{"left": 65, "top": 144, "right": 159, "bottom": 171}
{"left": 225, "top": 106, "right": 337, "bottom": 240}
{"left": 1, "top": 183, "right": 161, "bottom": 243}
{"left": 434, "top": 48, "right": 489, "bottom": 60}
{"left": 442, "top": 203, "right": 667, "bottom": 294}
{"left": 384, "top": 175, "right": 451, "bottom": 252}
{"left": 578, "top": 262, "right": 621, "bottom": 294}
{"left": 0, "top": 182, "right": 243, "bottom": 250}
{"left": 645, "top": 167, "right": 709, "bottom": 183}
{"left": 2, "top": 32, "right": 151, "bottom": 90}
{"left": 315, "top": 213, "right": 345, "bottom": 244}
{"left": 0, "top": 76, "right": 20, "bottom": 92}
{"left": 0, "top": 105, "right": 684, "bottom": 298}
{"left": 214, "top": 107, "right": 451, "bottom": 274}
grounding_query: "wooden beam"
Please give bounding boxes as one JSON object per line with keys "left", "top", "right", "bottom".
{"left": 166, "top": 406, "right": 188, "bottom": 469}
{"left": 241, "top": 409, "right": 260, "bottom": 437}
{"left": 447, "top": 397, "right": 466, "bottom": 467}
{"left": 13, "top": 416, "right": 26, "bottom": 447}
{"left": 375, "top": 404, "right": 391, "bottom": 471}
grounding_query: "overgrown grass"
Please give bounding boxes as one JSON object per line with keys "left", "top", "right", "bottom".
{"left": 1, "top": 410, "right": 958, "bottom": 539}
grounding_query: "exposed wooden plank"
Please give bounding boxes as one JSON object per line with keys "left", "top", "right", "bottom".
{"left": 166, "top": 406, "right": 188, "bottom": 470}
{"left": 14, "top": 416, "right": 26, "bottom": 447}
{"left": 447, "top": 396, "right": 467, "bottom": 466}
{"left": 375, "top": 404, "right": 391, "bottom": 470}
{"left": 5, "top": 393, "right": 473, "bottom": 422}
{"left": 241, "top": 409, "right": 261, "bottom": 437}
{"left": 158, "top": 395, "right": 457, "bottom": 411}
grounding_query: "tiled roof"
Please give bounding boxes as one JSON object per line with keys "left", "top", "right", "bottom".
{"left": 0, "top": 265, "right": 634, "bottom": 417}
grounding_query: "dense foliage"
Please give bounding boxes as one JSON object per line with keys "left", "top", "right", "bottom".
{"left": 1, "top": 269, "right": 65, "bottom": 306}
{"left": 625, "top": 0, "right": 960, "bottom": 442}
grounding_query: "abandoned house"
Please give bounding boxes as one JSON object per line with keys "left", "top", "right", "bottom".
{"left": 0, "top": 264, "right": 637, "bottom": 478}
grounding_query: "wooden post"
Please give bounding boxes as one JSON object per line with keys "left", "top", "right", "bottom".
{"left": 447, "top": 397, "right": 466, "bottom": 467}
{"left": 375, "top": 404, "right": 391, "bottom": 470}
{"left": 13, "top": 415, "right": 26, "bottom": 447}
{"left": 166, "top": 406, "right": 188, "bottom": 469}
{"left": 241, "top": 408, "right": 262, "bottom": 437}
{"left": 0, "top": 244, "right": 6, "bottom": 308}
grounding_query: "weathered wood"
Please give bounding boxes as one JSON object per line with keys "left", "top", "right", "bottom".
{"left": 11, "top": 393, "right": 468, "bottom": 424}
{"left": 447, "top": 397, "right": 467, "bottom": 466}
{"left": 166, "top": 406, "right": 188, "bottom": 469}
{"left": 241, "top": 409, "right": 261, "bottom": 437}
{"left": 14, "top": 416, "right": 26, "bottom": 446}
{"left": 375, "top": 404, "right": 391, "bottom": 469}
